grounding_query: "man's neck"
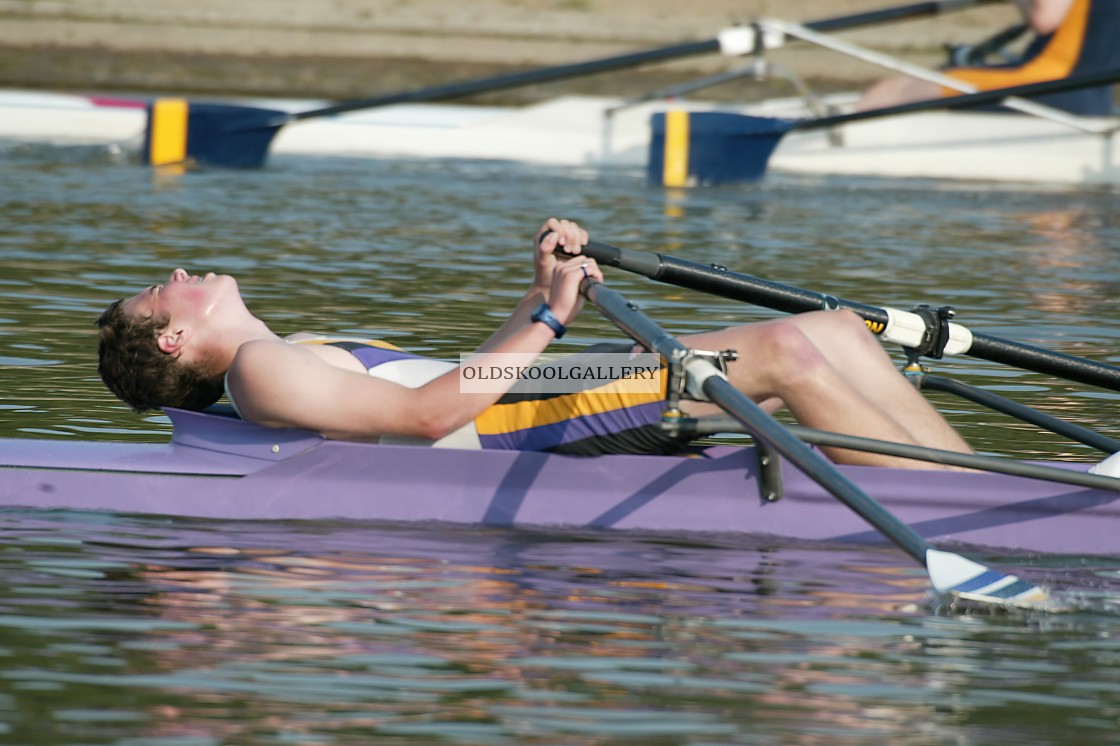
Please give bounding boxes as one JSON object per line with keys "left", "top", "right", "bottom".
{"left": 208, "top": 318, "right": 280, "bottom": 375}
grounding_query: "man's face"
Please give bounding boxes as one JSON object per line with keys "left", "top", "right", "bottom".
{"left": 123, "top": 268, "right": 239, "bottom": 328}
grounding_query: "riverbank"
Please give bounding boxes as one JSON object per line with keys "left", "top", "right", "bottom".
{"left": 0, "top": 0, "right": 1012, "bottom": 101}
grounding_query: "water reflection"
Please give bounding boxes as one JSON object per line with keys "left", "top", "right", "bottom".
{"left": 0, "top": 515, "right": 1116, "bottom": 744}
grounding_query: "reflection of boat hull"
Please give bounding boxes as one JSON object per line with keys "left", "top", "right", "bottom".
{"left": 3, "top": 88, "right": 1118, "bottom": 185}
{"left": 1, "top": 408, "right": 1116, "bottom": 556}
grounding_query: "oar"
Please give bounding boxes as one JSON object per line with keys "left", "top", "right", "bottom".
{"left": 580, "top": 276, "right": 1051, "bottom": 609}
{"left": 651, "top": 67, "right": 1120, "bottom": 184}
{"left": 580, "top": 239, "right": 1120, "bottom": 392}
{"left": 689, "top": 416, "right": 1120, "bottom": 487}
{"left": 141, "top": 0, "right": 999, "bottom": 168}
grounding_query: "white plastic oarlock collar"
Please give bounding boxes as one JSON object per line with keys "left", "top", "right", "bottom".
{"left": 717, "top": 24, "right": 785, "bottom": 57}
{"left": 683, "top": 357, "right": 728, "bottom": 401}
{"left": 882, "top": 307, "right": 974, "bottom": 357}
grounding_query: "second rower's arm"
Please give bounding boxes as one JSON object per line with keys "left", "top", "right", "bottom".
{"left": 1011, "top": 0, "right": 1073, "bottom": 33}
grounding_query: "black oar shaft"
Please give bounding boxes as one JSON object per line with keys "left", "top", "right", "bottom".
{"left": 581, "top": 278, "right": 931, "bottom": 563}
{"left": 807, "top": 0, "right": 996, "bottom": 32}
{"left": 290, "top": 0, "right": 996, "bottom": 122}
{"left": 289, "top": 40, "right": 719, "bottom": 122}
{"left": 659, "top": 257, "right": 1120, "bottom": 389}
{"left": 583, "top": 240, "right": 1120, "bottom": 392}
{"left": 692, "top": 417, "right": 1120, "bottom": 487}
{"left": 964, "top": 335, "right": 1120, "bottom": 392}
{"left": 921, "top": 375, "right": 1120, "bottom": 453}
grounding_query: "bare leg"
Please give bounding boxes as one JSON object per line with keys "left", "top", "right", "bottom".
{"left": 677, "top": 310, "right": 971, "bottom": 468}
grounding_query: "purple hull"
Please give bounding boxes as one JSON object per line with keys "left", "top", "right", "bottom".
{"left": 1, "top": 409, "right": 1116, "bottom": 556}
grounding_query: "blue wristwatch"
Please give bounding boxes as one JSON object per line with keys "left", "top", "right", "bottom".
{"left": 530, "top": 303, "right": 566, "bottom": 339}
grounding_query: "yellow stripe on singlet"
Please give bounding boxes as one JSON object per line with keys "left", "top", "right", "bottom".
{"left": 474, "top": 370, "right": 668, "bottom": 435}
{"left": 942, "top": 0, "right": 1089, "bottom": 94}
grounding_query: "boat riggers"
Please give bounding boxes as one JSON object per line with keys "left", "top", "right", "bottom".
{"left": 142, "top": 99, "right": 287, "bottom": 168}
{"left": 579, "top": 274, "right": 1051, "bottom": 611}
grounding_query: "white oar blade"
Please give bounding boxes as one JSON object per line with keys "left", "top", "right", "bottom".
{"left": 926, "top": 548, "right": 1049, "bottom": 607}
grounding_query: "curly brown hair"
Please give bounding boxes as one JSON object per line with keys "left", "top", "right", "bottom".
{"left": 96, "top": 299, "right": 225, "bottom": 412}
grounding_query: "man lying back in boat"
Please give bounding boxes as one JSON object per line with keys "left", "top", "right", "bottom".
{"left": 96, "top": 218, "right": 973, "bottom": 469}
{"left": 858, "top": 0, "right": 1119, "bottom": 114}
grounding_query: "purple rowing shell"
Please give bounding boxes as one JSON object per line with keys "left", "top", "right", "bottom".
{"left": 0, "top": 408, "right": 1116, "bottom": 556}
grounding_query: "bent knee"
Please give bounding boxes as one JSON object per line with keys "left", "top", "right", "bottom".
{"left": 754, "top": 322, "right": 832, "bottom": 383}
{"left": 828, "top": 309, "right": 882, "bottom": 349}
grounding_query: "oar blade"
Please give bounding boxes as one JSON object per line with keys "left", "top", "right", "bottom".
{"left": 648, "top": 112, "right": 794, "bottom": 187}
{"left": 142, "top": 100, "right": 286, "bottom": 169}
{"left": 926, "top": 548, "right": 1050, "bottom": 609}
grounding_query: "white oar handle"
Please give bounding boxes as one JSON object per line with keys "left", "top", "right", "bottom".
{"left": 882, "top": 307, "right": 974, "bottom": 356}
{"left": 717, "top": 26, "right": 785, "bottom": 57}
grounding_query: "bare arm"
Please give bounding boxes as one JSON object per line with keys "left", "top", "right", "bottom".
{"left": 227, "top": 320, "right": 560, "bottom": 441}
{"left": 227, "top": 235, "right": 603, "bottom": 441}
{"left": 1011, "top": 0, "right": 1074, "bottom": 34}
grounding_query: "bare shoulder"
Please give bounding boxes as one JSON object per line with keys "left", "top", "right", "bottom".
{"left": 227, "top": 338, "right": 401, "bottom": 434}
{"left": 233, "top": 338, "right": 361, "bottom": 373}
{"left": 231, "top": 338, "right": 305, "bottom": 372}
{"left": 226, "top": 340, "right": 328, "bottom": 424}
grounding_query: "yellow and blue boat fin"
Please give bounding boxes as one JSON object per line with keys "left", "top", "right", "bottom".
{"left": 648, "top": 111, "right": 794, "bottom": 187}
{"left": 142, "top": 99, "right": 288, "bottom": 168}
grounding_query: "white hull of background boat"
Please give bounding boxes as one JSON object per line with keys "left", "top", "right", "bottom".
{"left": 2, "top": 88, "right": 1118, "bottom": 185}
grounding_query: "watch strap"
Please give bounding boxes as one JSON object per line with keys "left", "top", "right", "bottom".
{"left": 530, "top": 303, "right": 566, "bottom": 339}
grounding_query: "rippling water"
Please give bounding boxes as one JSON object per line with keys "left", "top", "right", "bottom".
{"left": 1, "top": 142, "right": 1120, "bottom": 744}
